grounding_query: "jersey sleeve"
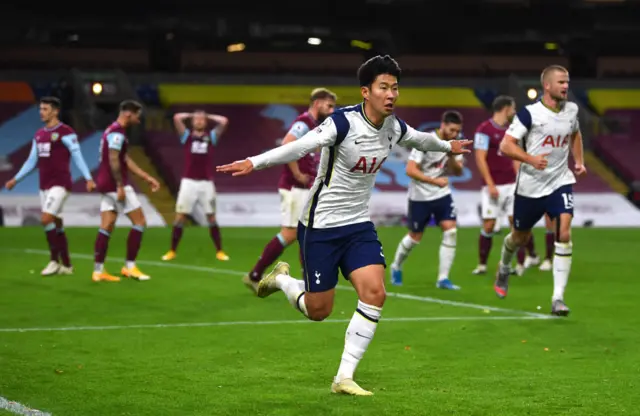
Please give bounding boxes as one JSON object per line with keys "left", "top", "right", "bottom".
{"left": 106, "top": 132, "right": 125, "bottom": 151}
{"left": 506, "top": 108, "right": 532, "bottom": 141}
{"left": 179, "top": 129, "right": 191, "bottom": 144}
{"left": 13, "top": 140, "right": 38, "bottom": 182}
{"left": 209, "top": 130, "right": 218, "bottom": 145}
{"left": 572, "top": 117, "right": 580, "bottom": 134}
{"left": 398, "top": 122, "right": 452, "bottom": 153}
{"left": 407, "top": 148, "right": 424, "bottom": 164}
{"left": 287, "top": 121, "right": 311, "bottom": 140}
{"left": 61, "top": 133, "right": 93, "bottom": 181}
{"left": 248, "top": 114, "right": 345, "bottom": 170}
{"left": 474, "top": 131, "right": 490, "bottom": 150}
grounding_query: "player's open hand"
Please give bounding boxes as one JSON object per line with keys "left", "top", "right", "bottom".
{"left": 449, "top": 140, "right": 473, "bottom": 155}
{"left": 530, "top": 153, "right": 550, "bottom": 170}
{"left": 216, "top": 159, "right": 254, "bottom": 176}
{"left": 86, "top": 179, "right": 96, "bottom": 192}
{"left": 4, "top": 178, "right": 16, "bottom": 191}
{"left": 147, "top": 177, "right": 160, "bottom": 192}
{"left": 574, "top": 163, "right": 587, "bottom": 177}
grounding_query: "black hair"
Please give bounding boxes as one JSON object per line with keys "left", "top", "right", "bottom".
{"left": 492, "top": 95, "right": 515, "bottom": 113}
{"left": 119, "top": 99, "right": 143, "bottom": 113}
{"left": 40, "top": 96, "right": 61, "bottom": 110}
{"left": 357, "top": 55, "right": 401, "bottom": 87}
{"left": 442, "top": 110, "right": 463, "bottom": 125}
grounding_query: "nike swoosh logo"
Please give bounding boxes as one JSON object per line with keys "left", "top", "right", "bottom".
{"left": 355, "top": 332, "right": 372, "bottom": 339}
{"left": 354, "top": 140, "right": 362, "bottom": 144}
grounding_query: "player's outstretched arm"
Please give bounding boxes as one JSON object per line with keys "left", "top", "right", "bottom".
{"left": 125, "top": 155, "right": 160, "bottom": 192}
{"left": 5, "top": 139, "right": 38, "bottom": 190}
{"left": 399, "top": 126, "right": 471, "bottom": 154}
{"left": 217, "top": 117, "right": 337, "bottom": 176}
{"left": 61, "top": 133, "right": 94, "bottom": 188}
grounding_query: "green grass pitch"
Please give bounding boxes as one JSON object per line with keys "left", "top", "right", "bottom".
{"left": 0, "top": 226, "right": 638, "bottom": 415}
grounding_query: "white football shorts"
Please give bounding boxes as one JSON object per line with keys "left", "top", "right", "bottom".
{"left": 176, "top": 178, "right": 217, "bottom": 215}
{"left": 279, "top": 187, "right": 309, "bottom": 228}
{"left": 40, "top": 186, "right": 69, "bottom": 216}
{"left": 481, "top": 183, "right": 515, "bottom": 220}
{"left": 100, "top": 185, "right": 142, "bottom": 214}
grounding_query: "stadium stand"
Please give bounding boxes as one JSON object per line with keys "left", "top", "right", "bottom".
{"left": 588, "top": 89, "right": 640, "bottom": 187}
{"left": 144, "top": 84, "right": 615, "bottom": 196}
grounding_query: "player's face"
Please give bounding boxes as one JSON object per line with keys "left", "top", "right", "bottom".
{"left": 39, "top": 103, "right": 57, "bottom": 122}
{"left": 316, "top": 99, "right": 336, "bottom": 122}
{"left": 440, "top": 122, "right": 462, "bottom": 140}
{"left": 192, "top": 113, "right": 207, "bottom": 131}
{"left": 127, "top": 110, "right": 142, "bottom": 125}
{"left": 362, "top": 74, "right": 399, "bottom": 116}
{"left": 547, "top": 71, "right": 570, "bottom": 101}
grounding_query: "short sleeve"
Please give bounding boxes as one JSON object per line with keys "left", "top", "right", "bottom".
{"left": 287, "top": 121, "right": 311, "bottom": 140}
{"left": 506, "top": 108, "right": 532, "bottom": 141}
{"left": 407, "top": 148, "right": 424, "bottom": 164}
{"left": 474, "top": 132, "right": 490, "bottom": 150}
{"left": 107, "top": 132, "right": 125, "bottom": 151}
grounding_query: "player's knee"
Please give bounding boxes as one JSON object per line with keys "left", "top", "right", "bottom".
{"left": 510, "top": 230, "right": 530, "bottom": 246}
{"left": 358, "top": 284, "right": 386, "bottom": 308}
{"left": 41, "top": 213, "right": 55, "bottom": 225}
{"left": 207, "top": 215, "right": 217, "bottom": 226}
{"left": 279, "top": 227, "right": 297, "bottom": 244}
{"left": 305, "top": 301, "right": 333, "bottom": 322}
{"left": 174, "top": 214, "right": 186, "bottom": 226}
{"left": 442, "top": 228, "right": 457, "bottom": 246}
{"left": 482, "top": 220, "right": 495, "bottom": 234}
{"left": 408, "top": 231, "right": 423, "bottom": 242}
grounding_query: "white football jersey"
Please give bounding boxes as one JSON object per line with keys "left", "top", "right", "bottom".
{"left": 248, "top": 103, "right": 454, "bottom": 228}
{"left": 407, "top": 132, "right": 463, "bottom": 202}
{"left": 506, "top": 101, "right": 580, "bottom": 198}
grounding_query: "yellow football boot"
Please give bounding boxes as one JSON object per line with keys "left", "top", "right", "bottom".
{"left": 121, "top": 266, "right": 151, "bottom": 281}
{"left": 161, "top": 250, "right": 176, "bottom": 261}
{"left": 92, "top": 270, "right": 120, "bottom": 282}
{"left": 331, "top": 378, "right": 373, "bottom": 396}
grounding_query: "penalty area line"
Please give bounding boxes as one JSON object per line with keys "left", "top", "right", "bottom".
{"left": 2, "top": 248, "right": 554, "bottom": 320}
{"left": 0, "top": 315, "right": 549, "bottom": 333}
{"left": 0, "top": 396, "right": 51, "bottom": 416}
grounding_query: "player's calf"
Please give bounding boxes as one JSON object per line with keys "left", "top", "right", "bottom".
{"left": 207, "top": 214, "right": 229, "bottom": 261}
{"left": 437, "top": 226, "right": 460, "bottom": 290}
{"left": 162, "top": 214, "right": 186, "bottom": 260}
{"left": 390, "top": 232, "right": 421, "bottom": 286}
{"left": 41, "top": 214, "right": 61, "bottom": 276}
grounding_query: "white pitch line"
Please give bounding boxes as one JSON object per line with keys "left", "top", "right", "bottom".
{"left": 0, "top": 396, "right": 51, "bottom": 416}
{"left": 0, "top": 315, "right": 547, "bottom": 333}
{"left": 2, "top": 248, "right": 554, "bottom": 319}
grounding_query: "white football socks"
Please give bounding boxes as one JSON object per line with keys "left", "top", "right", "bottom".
{"left": 392, "top": 234, "right": 419, "bottom": 269}
{"left": 438, "top": 228, "right": 457, "bottom": 281}
{"left": 499, "top": 233, "right": 519, "bottom": 274}
{"left": 552, "top": 241, "right": 572, "bottom": 301}
{"left": 335, "top": 300, "right": 382, "bottom": 382}
{"left": 275, "top": 274, "right": 308, "bottom": 317}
